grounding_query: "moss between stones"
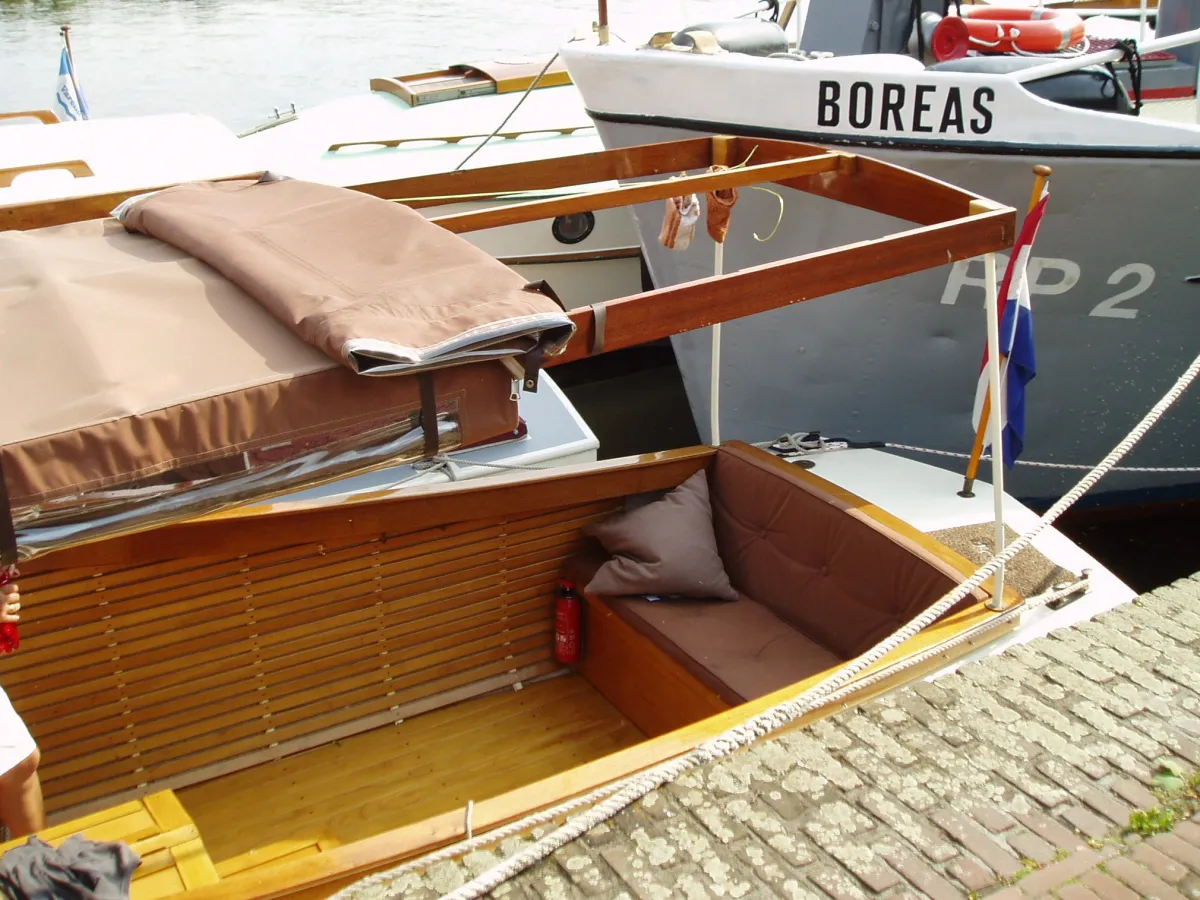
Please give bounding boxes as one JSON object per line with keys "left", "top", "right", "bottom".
{"left": 1124, "top": 762, "right": 1200, "bottom": 838}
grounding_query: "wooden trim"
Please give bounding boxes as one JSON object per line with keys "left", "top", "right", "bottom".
{"left": 352, "top": 137, "right": 716, "bottom": 207}
{"left": 31, "top": 448, "right": 714, "bottom": 571}
{"left": 368, "top": 76, "right": 421, "bottom": 105}
{"left": 46, "top": 663, "right": 556, "bottom": 825}
{"left": 0, "top": 172, "right": 265, "bottom": 231}
{"left": 174, "top": 601, "right": 1012, "bottom": 900}
{"left": 733, "top": 136, "right": 982, "bottom": 226}
{"left": 0, "top": 138, "right": 712, "bottom": 228}
{"left": 550, "top": 208, "right": 1015, "bottom": 367}
{"left": 0, "top": 159, "right": 94, "bottom": 187}
{"left": 329, "top": 125, "right": 591, "bottom": 152}
{"left": 429, "top": 152, "right": 843, "bottom": 233}
{"left": 0, "top": 109, "right": 59, "bottom": 125}
{"left": 369, "top": 59, "right": 573, "bottom": 108}
{"left": 721, "top": 441, "right": 1022, "bottom": 606}
{"left": 579, "top": 595, "right": 730, "bottom": 737}
{"left": 498, "top": 247, "right": 642, "bottom": 267}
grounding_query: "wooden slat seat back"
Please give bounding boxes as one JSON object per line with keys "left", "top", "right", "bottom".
{"left": 0, "top": 448, "right": 713, "bottom": 820}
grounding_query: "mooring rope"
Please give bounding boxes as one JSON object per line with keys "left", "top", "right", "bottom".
{"left": 329, "top": 350, "right": 1199, "bottom": 900}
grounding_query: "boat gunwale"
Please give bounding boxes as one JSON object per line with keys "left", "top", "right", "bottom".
{"left": 159, "top": 442, "right": 1018, "bottom": 900}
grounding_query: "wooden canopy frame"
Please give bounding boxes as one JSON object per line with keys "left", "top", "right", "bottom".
{"left": 1, "top": 135, "right": 1014, "bottom": 372}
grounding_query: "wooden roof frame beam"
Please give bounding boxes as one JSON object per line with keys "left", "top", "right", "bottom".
{"left": 549, "top": 202, "right": 1011, "bottom": 367}
{"left": 0, "top": 134, "right": 1015, "bottom": 368}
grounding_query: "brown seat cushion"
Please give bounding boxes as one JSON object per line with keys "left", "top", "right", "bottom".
{"left": 708, "top": 445, "right": 971, "bottom": 659}
{"left": 584, "top": 470, "right": 739, "bottom": 602}
{"left": 609, "top": 593, "right": 844, "bottom": 706}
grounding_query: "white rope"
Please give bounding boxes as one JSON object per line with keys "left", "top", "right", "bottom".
{"left": 426, "top": 455, "right": 551, "bottom": 473}
{"left": 332, "top": 351, "right": 1200, "bottom": 900}
{"left": 754, "top": 432, "right": 1200, "bottom": 473}
{"left": 884, "top": 442, "right": 1200, "bottom": 473}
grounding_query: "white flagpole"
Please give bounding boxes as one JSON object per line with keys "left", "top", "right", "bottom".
{"left": 710, "top": 241, "right": 723, "bottom": 446}
{"left": 983, "top": 252, "right": 1007, "bottom": 610}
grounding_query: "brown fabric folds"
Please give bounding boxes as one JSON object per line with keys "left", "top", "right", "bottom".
{"left": 0, "top": 218, "right": 517, "bottom": 506}
{"left": 610, "top": 593, "right": 843, "bottom": 705}
{"left": 118, "top": 177, "right": 575, "bottom": 375}
{"left": 584, "top": 470, "right": 739, "bottom": 602}
{"left": 705, "top": 164, "right": 738, "bottom": 244}
{"left": 708, "top": 445, "right": 984, "bottom": 659}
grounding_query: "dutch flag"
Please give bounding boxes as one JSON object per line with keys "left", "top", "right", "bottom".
{"left": 971, "top": 184, "right": 1050, "bottom": 468}
{"left": 55, "top": 45, "right": 90, "bottom": 122}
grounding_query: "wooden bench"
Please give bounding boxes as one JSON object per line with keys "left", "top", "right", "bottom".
{"left": 0, "top": 790, "right": 218, "bottom": 899}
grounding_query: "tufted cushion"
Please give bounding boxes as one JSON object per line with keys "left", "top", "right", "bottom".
{"left": 708, "top": 446, "right": 971, "bottom": 659}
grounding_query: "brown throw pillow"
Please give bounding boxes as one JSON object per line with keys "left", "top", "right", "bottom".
{"left": 584, "top": 470, "right": 739, "bottom": 601}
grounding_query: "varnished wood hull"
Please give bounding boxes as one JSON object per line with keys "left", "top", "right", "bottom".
{"left": 2, "top": 445, "right": 1019, "bottom": 900}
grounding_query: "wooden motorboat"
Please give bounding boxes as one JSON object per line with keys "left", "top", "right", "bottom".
{"left": 0, "top": 136, "right": 1096, "bottom": 899}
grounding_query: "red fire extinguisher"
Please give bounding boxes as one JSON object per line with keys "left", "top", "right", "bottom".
{"left": 0, "top": 565, "right": 19, "bottom": 655}
{"left": 554, "top": 579, "right": 582, "bottom": 665}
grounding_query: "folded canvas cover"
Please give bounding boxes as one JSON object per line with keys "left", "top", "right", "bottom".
{"left": 115, "top": 175, "right": 576, "bottom": 375}
{"left": 0, "top": 183, "right": 569, "bottom": 557}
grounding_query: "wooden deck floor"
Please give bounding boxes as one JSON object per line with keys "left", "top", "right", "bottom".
{"left": 177, "top": 674, "right": 643, "bottom": 863}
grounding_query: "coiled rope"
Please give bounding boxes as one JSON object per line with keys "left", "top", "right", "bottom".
{"left": 331, "top": 350, "right": 1199, "bottom": 900}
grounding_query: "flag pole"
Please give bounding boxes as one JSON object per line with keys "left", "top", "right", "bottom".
{"left": 711, "top": 240, "right": 724, "bottom": 446}
{"left": 597, "top": 0, "right": 610, "bottom": 45}
{"left": 59, "top": 24, "right": 84, "bottom": 111}
{"left": 959, "top": 164, "right": 1052, "bottom": 498}
{"left": 982, "top": 250, "right": 1008, "bottom": 611}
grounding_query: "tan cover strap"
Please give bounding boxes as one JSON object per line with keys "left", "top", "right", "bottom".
{"left": 591, "top": 303, "right": 608, "bottom": 357}
{"left": 419, "top": 372, "right": 439, "bottom": 459}
{"left": 0, "top": 461, "right": 16, "bottom": 567}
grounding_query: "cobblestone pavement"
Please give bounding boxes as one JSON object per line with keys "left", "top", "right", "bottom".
{"left": 379, "top": 574, "right": 1200, "bottom": 900}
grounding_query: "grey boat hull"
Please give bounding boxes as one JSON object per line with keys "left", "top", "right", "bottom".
{"left": 596, "top": 119, "right": 1200, "bottom": 509}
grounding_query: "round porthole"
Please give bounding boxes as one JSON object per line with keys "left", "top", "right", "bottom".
{"left": 551, "top": 211, "right": 595, "bottom": 245}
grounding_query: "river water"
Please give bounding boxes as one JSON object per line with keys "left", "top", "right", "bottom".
{"left": 0, "top": 0, "right": 746, "bottom": 131}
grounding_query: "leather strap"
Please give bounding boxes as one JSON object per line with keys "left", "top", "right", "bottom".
{"left": 0, "top": 460, "right": 17, "bottom": 566}
{"left": 523, "top": 280, "right": 565, "bottom": 311}
{"left": 418, "top": 372, "right": 439, "bottom": 459}
{"left": 522, "top": 344, "right": 544, "bottom": 393}
{"left": 590, "top": 303, "right": 608, "bottom": 356}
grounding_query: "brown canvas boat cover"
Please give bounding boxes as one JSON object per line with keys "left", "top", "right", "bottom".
{"left": 0, "top": 216, "right": 524, "bottom": 557}
{"left": 114, "top": 175, "right": 576, "bottom": 376}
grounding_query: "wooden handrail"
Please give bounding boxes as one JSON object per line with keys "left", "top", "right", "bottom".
{"left": 0, "top": 109, "right": 59, "bottom": 125}
{"left": 429, "top": 151, "right": 844, "bottom": 233}
{"left": 0, "top": 159, "right": 94, "bottom": 188}
{"left": 551, "top": 207, "right": 1013, "bottom": 367}
{"left": 328, "top": 125, "right": 592, "bottom": 153}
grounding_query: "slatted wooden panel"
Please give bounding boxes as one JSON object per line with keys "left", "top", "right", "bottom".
{"left": 0, "top": 790, "right": 220, "bottom": 899}
{"left": 3, "top": 500, "right": 618, "bottom": 816}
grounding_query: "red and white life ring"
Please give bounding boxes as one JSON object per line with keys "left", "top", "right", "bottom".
{"left": 932, "top": 7, "right": 1087, "bottom": 61}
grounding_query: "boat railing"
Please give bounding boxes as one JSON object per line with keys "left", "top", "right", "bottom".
{"left": 327, "top": 125, "right": 594, "bottom": 154}
{"left": 0, "top": 159, "right": 94, "bottom": 189}
{"left": 0, "top": 110, "right": 59, "bottom": 126}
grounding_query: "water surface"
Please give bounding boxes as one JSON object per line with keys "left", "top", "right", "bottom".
{"left": 1, "top": 0, "right": 747, "bottom": 131}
